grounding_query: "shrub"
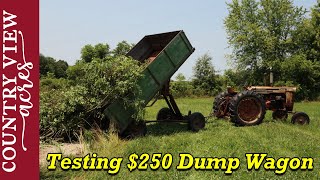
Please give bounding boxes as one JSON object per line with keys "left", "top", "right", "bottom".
{"left": 40, "top": 56, "right": 144, "bottom": 141}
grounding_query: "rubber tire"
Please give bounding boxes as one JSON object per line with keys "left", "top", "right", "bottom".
{"left": 121, "top": 121, "right": 147, "bottom": 139}
{"left": 291, "top": 112, "right": 310, "bottom": 125}
{"left": 272, "top": 110, "right": 288, "bottom": 120}
{"left": 212, "top": 91, "right": 229, "bottom": 118}
{"left": 229, "top": 90, "right": 266, "bottom": 126}
{"left": 156, "top": 107, "right": 175, "bottom": 121}
{"left": 213, "top": 92, "right": 228, "bottom": 113}
{"left": 188, "top": 112, "right": 205, "bottom": 132}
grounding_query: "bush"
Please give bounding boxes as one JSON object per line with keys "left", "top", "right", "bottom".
{"left": 40, "top": 86, "right": 86, "bottom": 141}
{"left": 170, "top": 80, "right": 193, "bottom": 98}
{"left": 192, "top": 53, "right": 222, "bottom": 96}
{"left": 40, "top": 56, "right": 144, "bottom": 141}
{"left": 40, "top": 76, "right": 71, "bottom": 91}
{"left": 280, "top": 54, "right": 320, "bottom": 100}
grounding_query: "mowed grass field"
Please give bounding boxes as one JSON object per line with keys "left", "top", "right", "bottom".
{"left": 40, "top": 98, "right": 320, "bottom": 179}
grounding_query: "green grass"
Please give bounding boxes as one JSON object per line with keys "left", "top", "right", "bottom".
{"left": 40, "top": 98, "right": 320, "bottom": 179}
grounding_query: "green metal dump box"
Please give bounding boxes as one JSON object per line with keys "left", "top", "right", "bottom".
{"left": 104, "top": 30, "right": 195, "bottom": 133}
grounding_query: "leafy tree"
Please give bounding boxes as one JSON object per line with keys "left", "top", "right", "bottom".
{"left": 224, "top": 0, "right": 261, "bottom": 71}
{"left": 54, "top": 60, "right": 69, "bottom": 78}
{"left": 80, "top": 44, "right": 95, "bottom": 63}
{"left": 225, "top": 0, "right": 306, "bottom": 83}
{"left": 279, "top": 54, "right": 320, "bottom": 100}
{"left": 80, "top": 43, "right": 110, "bottom": 62}
{"left": 39, "top": 54, "right": 69, "bottom": 78}
{"left": 171, "top": 73, "right": 193, "bottom": 97}
{"left": 310, "top": 1, "right": 320, "bottom": 61}
{"left": 294, "top": 2, "right": 320, "bottom": 62}
{"left": 66, "top": 60, "right": 86, "bottom": 82}
{"left": 40, "top": 54, "right": 56, "bottom": 77}
{"left": 113, "top": 41, "right": 134, "bottom": 56}
{"left": 259, "top": 0, "right": 306, "bottom": 62}
{"left": 223, "top": 69, "right": 250, "bottom": 88}
{"left": 312, "top": 2, "right": 320, "bottom": 61}
{"left": 94, "top": 43, "right": 110, "bottom": 59}
{"left": 192, "top": 53, "right": 221, "bottom": 96}
{"left": 176, "top": 73, "right": 186, "bottom": 81}
{"left": 224, "top": 0, "right": 320, "bottom": 100}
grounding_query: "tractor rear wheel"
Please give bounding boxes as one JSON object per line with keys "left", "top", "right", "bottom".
{"left": 291, "top": 112, "right": 310, "bottom": 125}
{"left": 188, "top": 112, "right": 205, "bottom": 132}
{"left": 229, "top": 90, "right": 266, "bottom": 126}
{"left": 156, "top": 107, "right": 175, "bottom": 121}
{"left": 272, "top": 110, "right": 288, "bottom": 120}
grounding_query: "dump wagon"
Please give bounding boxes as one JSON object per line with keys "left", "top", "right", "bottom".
{"left": 104, "top": 30, "right": 206, "bottom": 138}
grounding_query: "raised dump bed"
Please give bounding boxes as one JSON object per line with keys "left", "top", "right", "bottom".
{"left": 128, "top": 30, "right": 195, "bottom": 104}
{"left": 105, "top": 31, "right": 205, "bottom": 137}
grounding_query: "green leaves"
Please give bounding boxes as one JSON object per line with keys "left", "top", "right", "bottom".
{"left": 171, "top": 73, "right": 193, "bottom": 98}
{"left": 80, "top": 43, "right": 111, "bottom": 63}
{"left": 192, "top": 53, "right": 222, "bottom": 96}
{"left": 225, "top": 0, "right": 306, "bottom": 70}
{"left": 40, "top": 44, "right": 144, "bottom": 140}
{"left": 79, "top": 56, "right": 143, "bottom": 109}
{"left": 40, "top": 85, "right": 87, "bottom": 140}
{"left": 280, "top": 54, "right": 320, "bottom": 100}
{"left": 40, "top": 54, "right": 69, "bottom": 78}
{"left": 225, "top": 0, "right": 320, "bottom": 99}
{"left": 112, "top": 41, "right": 134, "bottom": 56}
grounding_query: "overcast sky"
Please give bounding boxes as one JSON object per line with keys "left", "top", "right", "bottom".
{"left": 40, "top": 0, "right": 317, "bottom": 79}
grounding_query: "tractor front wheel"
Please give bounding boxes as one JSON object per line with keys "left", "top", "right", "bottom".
{"left": 291, "top": 112, "right": 310, "bottom": 125}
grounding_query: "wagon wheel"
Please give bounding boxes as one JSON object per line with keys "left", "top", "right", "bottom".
{"left": 229, "top": 90, "right": 266, "bottom": 126}
{"left": 291, "top": 112, "right": 310, "bottom": 125}
{"left": 156, "top": 107, "right": 175, "bottom": 121}
{"left": 272, "top": 110, "right": 288, "bottom": 120}
{"left": 121, "top": 120, "right": 147, "bottom": 139}
{"left": 188, "top": 112, "right": 205, "bottom": 132}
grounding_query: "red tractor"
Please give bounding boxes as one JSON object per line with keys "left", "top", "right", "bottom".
{"left": 212, "top": 86, "right": 310, "bottom": 126}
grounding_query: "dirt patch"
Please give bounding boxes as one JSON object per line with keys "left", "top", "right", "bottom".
{"left": 40, "top": 143, "right": 86, "bottom": 167}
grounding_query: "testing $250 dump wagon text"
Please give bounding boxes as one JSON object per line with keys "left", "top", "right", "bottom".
{"left": 46, "top": 153, "right": 314, "bottom": 175}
